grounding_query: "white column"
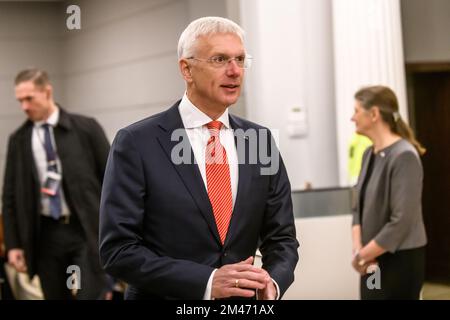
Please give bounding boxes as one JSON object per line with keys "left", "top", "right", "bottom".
{"left": 332, "top": 0, "right": 408, "bottom": 186}
{"left": 239, "top": 0, "right": 338, "bottom": 190}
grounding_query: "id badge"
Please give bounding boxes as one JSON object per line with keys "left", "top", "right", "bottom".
{"left": 41, "top": 171, "right": 61, "bottom": 196}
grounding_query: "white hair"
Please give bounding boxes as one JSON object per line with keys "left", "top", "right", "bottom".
{"left": 177, "top": 16, "right": 245, "bottom": 59}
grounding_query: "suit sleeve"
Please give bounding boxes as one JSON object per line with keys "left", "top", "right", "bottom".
{"left": 99, "top": 129, "right": 213, "bottom": 299}
{"left": 87, "top": 118, "right": 110, "bottom": 183}
{"left": 374, "top": 151, "right": 423, "bottom": 253}
{"left": 1, "top": 135, "right": 21, "bottom": 250}
{"left": 258, "top": 131, "right": 299, "bottom": 298}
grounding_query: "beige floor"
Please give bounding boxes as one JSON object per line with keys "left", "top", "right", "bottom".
{"left": 422, "top": 282, "right": 450, "bottom": 300}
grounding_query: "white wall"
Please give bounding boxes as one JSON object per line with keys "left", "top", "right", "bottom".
{"left": 332, "top": 0, "right": 408, "bottom": 186}
{"left": 255, "top": 215, "right": 359, "bottom": 299}
{"left": 401, "top": 0, "right": 450, "bottom": 62}
{"left": 61, "top": 0, "right": 242, "bottom": 141}
{"left": 286, "top": 216, "right": 359, "bottom": 299}
{"left": 62, "top": 0, "right": 188, "bottom": 141}
{"left": 0, "top": 0, "right": 235, "bottom": 199}
{"left": 240, "top": 0, "right": 339, "bottom": 190}
{"left": 187, "top": 0, "right": 227, "bottom": 20}
{"left": 0, "top": 1, "right": 64, "bottom": 198}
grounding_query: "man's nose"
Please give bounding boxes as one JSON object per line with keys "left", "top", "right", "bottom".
{"left": 225, "top": 59, "right": 242, "bottom": 76}
{"left": 21, "top": 102, "right": 30, "bottom": 111}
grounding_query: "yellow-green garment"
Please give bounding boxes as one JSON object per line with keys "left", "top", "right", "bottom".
{"left": 348, "top": 133, "right": 372, "bottom": 183}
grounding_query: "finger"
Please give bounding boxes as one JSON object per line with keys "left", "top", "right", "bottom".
{"left": 258, "top": 286, "right": 274, "bottom": 300}
{"left": 359, "top": 266, "right": 367, "bottom": 275}
{"left": 237, "top": 256, "right": 254, "bottom": 265}
{"left": 105, "top": 292, "right": 113, "bottom": 300}
{"left": 234, "top": 278, "right": 267, "bottom": 290}
{"left": 236, "top": 270, "right": 270, "bottom": 284}
{"left": 212, "top": 283, "right": 256, "bottom": 299}
{"left": 10, "top": 259, "right": 19, "bottom": 268}
{"left": 9, "top": 254, "right": 17, "bottom": 263}
{"left": 227, "top": 287, "right": 256, "bottom": 298}
{"left": 258, "top": 268, "right": 272, "bottom": 281}
{"left": 15, "top": 263, "right": 24, "bottom": 272}
{"left": 13, "top": 263, "right": 22, "bottom": 272}
{"left": 231, "top": 263, "right": 265, "bottom": 273}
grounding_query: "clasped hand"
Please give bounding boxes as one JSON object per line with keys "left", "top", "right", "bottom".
{"left": 211, "top": 256, "right": 276, "bottom": 300}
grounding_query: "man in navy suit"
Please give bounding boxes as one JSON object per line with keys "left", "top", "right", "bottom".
{"left": 99, "top": 16, "right": 299, "bottom": 300}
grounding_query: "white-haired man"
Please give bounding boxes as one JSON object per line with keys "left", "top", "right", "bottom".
{"left": 99, "top": 16, "right": 299, "bottom": 300}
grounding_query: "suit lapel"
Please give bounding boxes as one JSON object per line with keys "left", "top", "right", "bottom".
{"left": 22, "top": 123, "right": 40, "bottom": 186}
{"left": 20, "top": 122, "right": 41, "bottom": 225}
{"left": 357, "top": 149, "right": 373, "bottom": 194}
{"left": 156, "top": 102, "right": 221, "bottom": 244}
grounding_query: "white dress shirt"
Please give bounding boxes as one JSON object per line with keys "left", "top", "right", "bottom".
{"left": 178, "top": 94, "right": 239, "bottom": 206}
{"left": 32, "top": 107, "right": 70, "bottom": 217}
{"left": 179, "top": 94, "right": 238, "bottom": 300}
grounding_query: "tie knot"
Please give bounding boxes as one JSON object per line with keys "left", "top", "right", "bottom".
{"left": 41, "top": 123, "right": 50, "bottom": 130}
{"left": 206, "top": 121, "right": 223, "bottom": 136}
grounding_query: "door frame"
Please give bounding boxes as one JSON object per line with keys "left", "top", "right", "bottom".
{"left": 406, "top": 62, "right": 450, "bottom": 282}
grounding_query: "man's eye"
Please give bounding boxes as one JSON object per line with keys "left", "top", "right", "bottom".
{"left": 20, "top": 97, "right": 33, "bottom": 103}
{"left": 212, "top": 56, "right": 227, "bottom": 63}
{"left": 236, "top": 56, "right": 245, "bottom": 62}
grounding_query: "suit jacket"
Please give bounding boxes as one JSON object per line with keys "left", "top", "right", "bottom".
{"left": 2, "top": 108, "right": 110, "bottom": 277}
{"left": 99, "top": 101, "right": 299, "bottom": 299}
{"left": 0, "top": 215, "right": 4, "bottom": 258}
{"left": 353, "top": 139, "right": 427, "bottom": 253}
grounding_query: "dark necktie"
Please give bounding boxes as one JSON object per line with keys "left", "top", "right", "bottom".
{"left": 41, "top": 124, "right": 62, "bottom": 219}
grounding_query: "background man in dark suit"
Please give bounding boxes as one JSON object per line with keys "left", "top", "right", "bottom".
{"left": 99, "top": 17, "right": 299, "bottom": 300}
{"left": 2, "top": 68, "right": 111, "bottom": 299}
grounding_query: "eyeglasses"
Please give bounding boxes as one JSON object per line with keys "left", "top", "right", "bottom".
{"left": 187, "top": 55, "right": 252, "bottom": 69}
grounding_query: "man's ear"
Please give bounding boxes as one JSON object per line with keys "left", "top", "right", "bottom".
{"left": 179, "top": 59, "right": 193, "bottom": 83}
{"left": 45, "top": 84, "right": 53, "bottom": 100}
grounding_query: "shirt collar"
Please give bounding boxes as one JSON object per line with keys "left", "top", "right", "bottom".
{"left": 34, "top": 107, "right": 60, "bottom": 128}
{"left": 178, "top": 93, "right": 230, "bottom": 129}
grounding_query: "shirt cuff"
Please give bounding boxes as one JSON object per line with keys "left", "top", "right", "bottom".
{"left": 203, "top": 269, "right": 217, "bottom": 300}
{"left": 273, "top": 278, "right": 280, "bottom": 300}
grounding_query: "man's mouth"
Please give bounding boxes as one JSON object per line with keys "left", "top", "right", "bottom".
{"left": 221, "top": 84, "right": 240, "bottom": 89}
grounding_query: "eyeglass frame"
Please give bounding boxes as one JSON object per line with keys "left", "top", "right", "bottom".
{"left": 186, "top": 54, "right": 253, "bottom": 69}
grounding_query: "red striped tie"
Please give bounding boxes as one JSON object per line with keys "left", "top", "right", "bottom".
{"left": 205, "top": 121, "right": 233, "bottom": 244}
